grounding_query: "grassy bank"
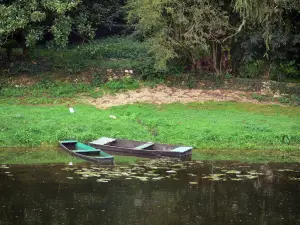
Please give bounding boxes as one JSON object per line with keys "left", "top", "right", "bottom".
{"left": 1, "top": 102, "right": 300, "bottom": 163}
{"left": 0, "top": 147, "right": 139, "bottom": 165}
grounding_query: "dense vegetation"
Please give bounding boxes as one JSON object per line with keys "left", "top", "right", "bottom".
{"left": 1, "top": 0, "right": 300, "bottom": 82}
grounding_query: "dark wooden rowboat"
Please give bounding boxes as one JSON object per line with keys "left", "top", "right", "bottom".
{"left": 59, "top": 140, "right": 114, "bottom": 165}
{"left": 89, "top": 137, "right": 193, "bottom": 161}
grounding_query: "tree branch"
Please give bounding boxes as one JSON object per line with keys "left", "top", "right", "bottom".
{"left": 222, "top": 19, "right": 246, "bottom": 43}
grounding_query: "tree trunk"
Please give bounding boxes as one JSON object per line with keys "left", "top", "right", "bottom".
{"left": 212, "top": 42, "right": 220, "bottom": 75}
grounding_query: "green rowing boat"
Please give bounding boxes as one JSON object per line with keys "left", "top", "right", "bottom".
{"left": 59, "top": 140, "right": 114, "bottom": 165}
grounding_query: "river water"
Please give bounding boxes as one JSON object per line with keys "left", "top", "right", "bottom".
{"left": 0, "top": 160, "right": 300, "bottom": 225}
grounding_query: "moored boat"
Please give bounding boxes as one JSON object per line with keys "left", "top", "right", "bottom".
{"left": 89, "top": 137, "right": 193, "bottom": 160}
{"left": 59, "top": 140, "right": 114, "bottom": 165}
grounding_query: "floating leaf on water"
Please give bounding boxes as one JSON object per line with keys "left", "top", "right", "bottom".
{"left": 79, "top": 177, "right": 87, "bottom": 180}
{"left": 121, "top": 172, "right": 130, "bottom": 176}
{"left": 188, "top": 173, "right": 197, "bottom": 177}
{"left": 230, "top": 178, "right": 243, "bottom": 181}
{"left": 202, "top": 174, "right": 224, "bottom": 181}
{"left": 236, "top": 175, "right": 258, "bottom": 179}
{"left": 4, "top": 171, "right": 11, "bottom": 174}
{"left": 125, "top": 178, "right": 132, "bottom": 180}
{"left": 289, "top": 177, "right": 300, "bottom": 181}
{"left": 166, "top": 170, "right": 177, "bottom": 174}
{"left": 66, "top": 177, "right": 74, "bottom": 180}
{"left": 7, "top": 174, "right": 13, "bottom": 177}
{"left": 248, "top": 171, "right": 264, "bottom": 176}
{"left": 96, "top": 179, "right": 109, "bottom": 183}
{"left": 172, "top": 164, "right": 184, "bottom": 168}
{"left": 225, "top": 170, "right": 241, "bottom": 174}
{"left": 152, "top": 177, "right": 163, "bottom": 181}
{"left": 0, "top": 165, "right": 9, "bottom": 169}
{"left": 189, "top": 181, "right": 198, "bottom": 185}
{"left": 278, "top": 169, "right": 294, "bottom": 172}
{"left": 136, "top": 176, "right": 149, "bottom": 181}
{"left": 120, "top": 167, "right": 129, "bottom": 170}
{"left": 209, "top": 174, "right": 225, "bottom": 177}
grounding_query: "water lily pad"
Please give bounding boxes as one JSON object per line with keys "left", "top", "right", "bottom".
{"left": 166, "top": 170, "right": 177, "bottom": 174}
{"left": 236, "top": 175, "right": 258, "bottom": 179}
{"left": 66, "top": 177, "right": 74, "bottom": 180}
{"left": 0, "top": 165, "right": 9, "bottom": 169}
{"left": 248, "top": 170, "right": 264, "bottom": 176}
{"left": 278, "top": 169, "right": 294, "bottom": 172}
{"left": 189, "top": 181, "right": 198, "bottom": 185}
{"left": 225, "top": 170, "right": 241, "bottom": 174}
{"left": 202, "top": 175, "right": 223, "bottom": 181}
{"left": 188, "top": 173, "right": 197, "bottom": 177}
{"left": 96, "top": 179, "right": 109, "bottom": 183}
{"left": 136, "top": 176, "right": 149, "bottom": 181}
{"left": 289, "top": 177, "right": 300, "bottom": 181}
{"left": 152, "top": 177, "right": 163, "bottom": 181}
{"left": 230, "top": 178, "right": 243, "bottom": 181}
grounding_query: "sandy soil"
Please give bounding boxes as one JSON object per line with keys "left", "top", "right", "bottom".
{"left": 87, "top": 85, "right": 265, "bottom": 109}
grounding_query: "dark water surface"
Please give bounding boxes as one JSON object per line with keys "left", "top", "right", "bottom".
{"left": 0, "top": 161, "right": 300, "bottom": 225}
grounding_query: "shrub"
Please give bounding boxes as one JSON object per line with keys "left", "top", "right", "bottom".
{"left": 239, "top": 60, "right": 265, "bottom": 79}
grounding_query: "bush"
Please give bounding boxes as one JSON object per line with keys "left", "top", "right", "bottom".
{"left": 239, "top": 60, "right": 265, "bottom": 79}
{"left": 270, "top": 61, "right": 299, "bottom": 82}
{"left": 77, "top": 37, "right": 150, "bottom": 60}
{"left": 104, "top": 77, "right": 140, "bottom": 92}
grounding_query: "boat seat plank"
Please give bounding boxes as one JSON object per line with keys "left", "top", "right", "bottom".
{"left": 134, "top": 142, "right": 154, "bottom": 150}
{"left": 171, "top": 147, "right": 193, "bottom": 153}
{"left": 94, "top": 156, "right": 114, "bottom": 159}
{"left": 73, "top": 150, "right": 101, "bottom": 153}
{"left": 90, "top": 137, "right": 116, "bottom": 145}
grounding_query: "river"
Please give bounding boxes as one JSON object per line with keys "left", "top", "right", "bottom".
{"left": 0, "top": 160, "right": 300, "bottom": 225}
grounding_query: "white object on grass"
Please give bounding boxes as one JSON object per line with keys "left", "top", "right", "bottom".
{"left": 109, "top": 115, "right": 117, "bottom": 119}
{"left": 69, "top": 161, "right": 73, "bottom": 166}
{"left": 69, "top": 107, "right": 75, "bottom": 113}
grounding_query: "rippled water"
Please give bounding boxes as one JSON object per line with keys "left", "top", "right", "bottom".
{"left": 0, "top": 161, "right": 300, "bottom": 225}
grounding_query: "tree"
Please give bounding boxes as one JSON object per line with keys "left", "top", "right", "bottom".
{"left": 233, "top": 0, "right": 300, "bottom": 52}
{"left": 127, "top": 0, "right": 242, "bottom": 74}
{"left": 0, "top": 0, "right": 81, "bottom": 49}
{"left": 0, "top": 0, "right": 124, "bottom": 58}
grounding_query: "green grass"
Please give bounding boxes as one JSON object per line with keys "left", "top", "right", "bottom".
{"left": 0, "top": 77, "right": 140, "bottom": 104}
{"left": 0, "top": 147, "right": 82, "bottom": 164}
{"left": 0, "top": 101, "right": 300, "bottom": 163}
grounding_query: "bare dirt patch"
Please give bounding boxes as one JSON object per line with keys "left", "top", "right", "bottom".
{"left": 87, "top": 85, "right": 267, "bottom": 109}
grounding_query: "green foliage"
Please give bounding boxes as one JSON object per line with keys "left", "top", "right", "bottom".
{"left": 239, "top": 60, "right": 265, "bottom": 79}
{"left": 127, "top": 0, "right": 237, "bottom": 71}
{"left": 2, "top": 36, "right": 169, "bottom": 79}
{"left": 77, "top": 37, "right": 149, "bottom": 59}
{"left": 251, "top": 93, "right": 272, "bottom": 102}
{"left": 104, "top": 77, "right": 140, "bottom": 92}
{"left": 0, "top": 0, "right": 124, "bottom": 50}
{"left": 0, "top": 0, "right": 80, "bottom": 47}
{"left": 270, "top": 61, "right": 299, "bottom": 81}
{"left": 277, "top": 96, "right": 291, "bottom": 104}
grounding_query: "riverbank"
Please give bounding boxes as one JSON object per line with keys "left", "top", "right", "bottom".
{"left": 1, "top": 101, "right": 300, "bottom": 164}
